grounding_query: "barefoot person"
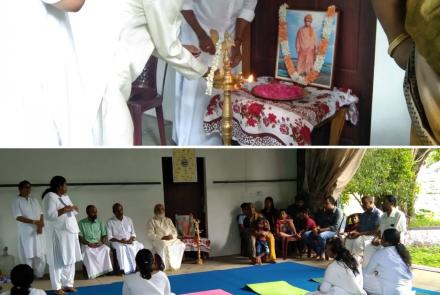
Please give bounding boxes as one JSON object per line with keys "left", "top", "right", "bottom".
{"left": 42, "top": 176, "right": 82, "bottom": 295}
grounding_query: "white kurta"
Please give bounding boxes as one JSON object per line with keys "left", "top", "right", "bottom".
{"left": 306, "top": 261, "right": 366, "bottom": 295}
{"left": 0, "top": 0, "right": 94, "bottom": 146}
{"left": 12, "top": 196, "right": 46, "bottom": 277}
{"left": 1, "top": 288, "right": 46, "bottom": 295}
{"left": 364, "top": 246, "right": 414, "bottom": 295}
{"left": 43, "top": 192, "right": 82, "bottom": 290}
{"left": 100, "top": 0, "right": 208, "bottom": 145}
{"left": 123, "top": 271, "right": 174, "bottom": 295}
{"left": 106, "top": 216, "right": 144, "bottom": 274}
{"left": 363, "top": 207, "right": 408, "bottom": 267}
{"left": 147, "top": 217, "right": 185, "bottom": 271}
{"left": 172, "top": 0, "right": 257, "bottom": 146}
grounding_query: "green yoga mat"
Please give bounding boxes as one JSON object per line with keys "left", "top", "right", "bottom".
{"left": 310, "top": 278, "right": 324, "bottom": 284}
{"left": 246, "top": 280, "right": 309, "bottom": 295}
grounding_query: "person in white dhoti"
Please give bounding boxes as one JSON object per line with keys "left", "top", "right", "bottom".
{"left": 78, "top": 205, "right": 113, "bottom": 279}
{"left": 364, "top": 229, "right": 414, "bottom": 295}
{"left": 147, "top": 204, "right": 185, "bottom": 271}
{"left": 42, "top": 176, "right": 82, "bottom": 295}
{"left": 344, "top": 196, "right": 382, "bottom": 261}
{"left": 99, "top": 0, "right": 210, "bottom": 145}
{"left": 123, "top": 249, "right": 175, "bottom": 295}
{"left": 172, "top": 0, "right": 258, "bottom": 145}
{"left": 0, "top": 0, "right": 94, "bottom": 146}
{"left": 1, "top": 264, "right": 46, "bottom": 295}
{"left": 362, "top": 195, "right": 407, "bottom": 268}
{"left": 306, "top": 238, "right": 366, "bottom": 295}
{"left": 11, "top": 181, "right": 46, "bottom": 278}
{"left": 106, "top": 203, "right": 144, "bottom": 274}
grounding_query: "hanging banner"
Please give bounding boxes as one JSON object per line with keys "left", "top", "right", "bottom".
{"left": 172, "top": 149, "right": 197, "bottom": 183}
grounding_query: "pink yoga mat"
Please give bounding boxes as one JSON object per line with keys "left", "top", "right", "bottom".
{"left": 181, "top": 290, "right": 232, "bottom": 295}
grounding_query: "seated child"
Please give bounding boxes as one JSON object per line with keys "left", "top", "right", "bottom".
{"left": 254, "top": 218, "right": 270, "bottom": 265}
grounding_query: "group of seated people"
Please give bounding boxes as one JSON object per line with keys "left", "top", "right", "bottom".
{"left": 238, "top": 194, "right": 412, "bottom": 294}
{"left": 238, "top": 195, "right": 343, "bottom": 263}
{"left": 11, "top": 179, "right": 185, "bottom": 295}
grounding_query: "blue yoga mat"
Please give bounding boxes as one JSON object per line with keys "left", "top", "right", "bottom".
{"left": 46, "top": 262, "right": 440, "bottom": 295}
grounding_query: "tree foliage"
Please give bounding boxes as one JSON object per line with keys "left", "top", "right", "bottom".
{"left": 425, "top": 149, "right": 440, "bottom": 167}
{"left": 342, "top": 149, "right": 419, "bottom": 216}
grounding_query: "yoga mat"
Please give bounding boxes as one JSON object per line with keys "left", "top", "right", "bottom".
{"left": 246, "top": 280, "right": 308, "bottom": 295}
{"left": 181, "top": 290, "right": 232, "bottom": 295}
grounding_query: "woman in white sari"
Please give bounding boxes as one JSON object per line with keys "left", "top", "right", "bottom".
{"left": 0, "top": 0, "right": 93, "bottom": 146}
{"left": 123, "top": 249, "right": 175, "bottom": 295}
{"left": 307, "top": 238, "right": 366, "bottom": 295}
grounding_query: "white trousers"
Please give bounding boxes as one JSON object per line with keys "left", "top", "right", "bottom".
{"left": 49, "top": 262, "right": 75, "bottom": 290}
{"left": 111, "top": 241, "right": 144, "bottom": 274}
{"left": 23, "top": 257, "right": 46, "bottom": 278}
{"left": 82, "top": 244, "right": 113, "bottom": 279}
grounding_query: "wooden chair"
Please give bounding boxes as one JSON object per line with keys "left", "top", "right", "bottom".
{"left": 128, "top": 56, "right": 167, "bottom": 145}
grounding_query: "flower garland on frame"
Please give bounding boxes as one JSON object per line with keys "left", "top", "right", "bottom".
{"left": 278, "top": 4, "right": 336, "bottom": 85}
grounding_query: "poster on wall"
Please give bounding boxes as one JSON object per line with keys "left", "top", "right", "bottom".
{"left": 172, "top": 149, "right": 197, "bottom": 183}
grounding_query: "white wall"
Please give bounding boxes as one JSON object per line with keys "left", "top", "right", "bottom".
{"left": 0, "top": 149, "right": 296, "bottom": 261}
{"left": 370, "top": 21, "right": 411, "bottom": 145}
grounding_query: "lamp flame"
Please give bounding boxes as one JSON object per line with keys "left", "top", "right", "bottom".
{"left": 246, "top": 74, "right": 254, "bottom": 83}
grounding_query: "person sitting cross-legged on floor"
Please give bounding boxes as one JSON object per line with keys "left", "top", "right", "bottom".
{"left": 107, "top": 203, "right": 144, "bottom": 274}
{"left": 78, "top": 205, "right": 113, "bottom": 279}
{"left": 306, "top": 237, "right": 366, "bottom": 295}
{"left": 1, "top": 264, "right": 46, "bottom": 295}
{"left": 123, "top": 249, "right": 175, "bottom": 295}
{"left": 363, "top": 228, "right": 414, "bottom": 295}
{"left": 303, "top": 196, "right": 343, "bottom": 260}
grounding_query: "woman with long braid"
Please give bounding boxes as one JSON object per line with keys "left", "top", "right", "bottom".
{"left": 0, "top": 264, "right": 46, "bottom": 295}
{"left": 364, "top": 228, "right": 413, "bottom": 295}
{"left": 307, "top": 237, "right": 366, "bottom": 295}
{"left": 123, "top": 249, "right": 175, "bottom": 295}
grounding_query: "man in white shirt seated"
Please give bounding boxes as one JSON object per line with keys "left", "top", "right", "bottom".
{"left": 106, "top": 203, "right": 144, "bottom": 274}
{"left": 147, "top": 204, "right": 185, "bottom": 271}
{"left": 11, "top": 180, "right": 46, "bottom": 278}
{"left": 363, "top": 195, "right": 407, "bottom": 267}
{"left": 78, "top": 205, "right": 113, "bottom": 279}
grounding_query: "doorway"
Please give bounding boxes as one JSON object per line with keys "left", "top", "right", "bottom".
{"left": 162, "top": 157, "right": 207, "bottom": 237}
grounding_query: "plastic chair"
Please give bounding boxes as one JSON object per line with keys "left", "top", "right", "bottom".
{"left": 128, "top": 56, "right": 167, "bottom": 145}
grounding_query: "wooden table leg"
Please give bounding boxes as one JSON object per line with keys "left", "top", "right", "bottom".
{"left": 329, "top": 107, "right": 348, "bottom": 145}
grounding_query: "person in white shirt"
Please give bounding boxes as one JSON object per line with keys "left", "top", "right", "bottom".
{"left": 1, "top": 264, "right": 46, "bottom": 295}
{"left": 172, "top": 0, "right": 258, "bottom": 145}
{"left": 306, "top": 238, "right": 366, "bottom": 295}
{"left": 42, "top": 176, "right": 82, "bottom": 295}
{"left": 147, "top": 204, "right": 185, "bottom": 271}
{"left": 363, "top": 195, "right": 407, "bottom": 267}
{"left": 11, "top": 181, "right": 46, "bottom": 278}
{"left": 123, "top": 249, "right": 175, "bottom": 295}
{"left": 0, "top": 0, "right": 94, "bottom": 146}
{"left": 106, "top": 203, "right": 144, "bottom": 274}
{"left": 100, "top": 0, "right": 209, "bottom": 145}
{"left": 364, "top": 229, "right": 414, "bottom": 295}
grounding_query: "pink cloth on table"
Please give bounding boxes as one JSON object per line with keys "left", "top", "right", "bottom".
{"left": 203, "top": 86, "right": 359, "bottom": 146}
{"left": 181, "top": 289, "right": 232, "bottom": 295}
